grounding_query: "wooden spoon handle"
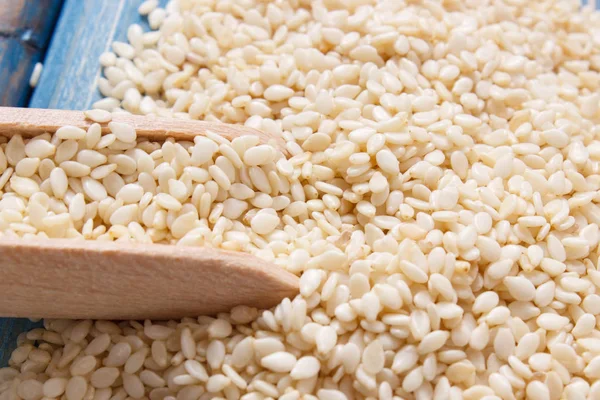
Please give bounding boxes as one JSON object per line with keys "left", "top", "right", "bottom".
{"left": 0, "top": 107, "right": 285, "bottom": 150}
{"left": 0, "top": 239, "right": 298, "bottom": 320}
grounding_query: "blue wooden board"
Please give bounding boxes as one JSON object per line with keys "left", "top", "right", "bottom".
{"left": 1, "top": 0, "right": 167, "bottom": 367}
{"left": 0, "top": 0, "right": 63, "bottom": 106}
{"left": 30, "top": 0, "right": 165, "bottom": 110}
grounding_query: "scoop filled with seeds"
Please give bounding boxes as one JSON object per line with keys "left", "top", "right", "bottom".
{"left": 0, "top": 107, "right": 299, "bottom": 319}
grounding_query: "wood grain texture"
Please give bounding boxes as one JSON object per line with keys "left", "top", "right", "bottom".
{"left": 0, "top": 0, "right": 63, "bottom": 106}
{"left": 0, "top": 107, "right": 287, "bottom": 150}
{"left": 0, "top": 239, "right": 298, "bottom": 320}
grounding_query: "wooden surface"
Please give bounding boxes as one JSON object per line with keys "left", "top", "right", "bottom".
{"left": 0, "top": 239, "right": 298, "bottom": 320}
{"left": 1, "top": 0, "right": 169, "bottom": 366}
{"left": 30, "top": 0, "right": 167, "bottom": 110}
{"left": 0, "top": 0, "right": 63, "bottom": 106}
{"left": 0, "top": 107, "right": 286, "bottom": 150}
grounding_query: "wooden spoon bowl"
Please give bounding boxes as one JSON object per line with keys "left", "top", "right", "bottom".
{"left": 0, "top": 107, "right": 298, "bottom": 320}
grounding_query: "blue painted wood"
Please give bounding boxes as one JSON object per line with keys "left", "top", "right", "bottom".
{"left": 0, "top": 319, "right": 43, "bottom": 366}
{"left": 0, "top": 0, "right": 64, "bottom": 106}
{"left": 30, "top": 0, "right": 165, "bottom": 110}
{"left": 1, "top": 0, "right": 167, "bottom": 367}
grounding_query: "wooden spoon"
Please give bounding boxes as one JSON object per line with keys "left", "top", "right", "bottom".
{"left": 0, "top": 107, "right": 285, "bottom": 149}
{"left": 0, "top": 107, "right": 298, "bottom": 320}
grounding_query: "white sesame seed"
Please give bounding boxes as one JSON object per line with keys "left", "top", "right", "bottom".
{"left": 4, "top": 2, "right": 600, "bottom": 398}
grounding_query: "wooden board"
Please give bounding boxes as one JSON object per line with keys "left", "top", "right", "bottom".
{"left": 30, "top": 0, "right": 167, "bottom": 110}
{"left": 0, "top": 0, "right": 63, "bottom": 106}
{"left": 0, "top": 0, "right": 167, "bottom": 367}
